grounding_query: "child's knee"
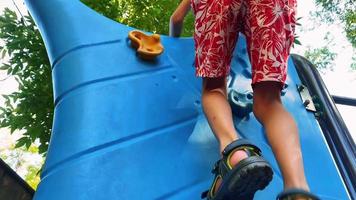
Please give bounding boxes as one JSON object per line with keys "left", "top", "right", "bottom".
{"left": 253, "top": 98, "right": 284, "bottom": 123}
{"left": 252, "top": 82, "right": 284, "bottom": 119}
{"left": 253, "top": 82, "right": 282, "bottom": 103}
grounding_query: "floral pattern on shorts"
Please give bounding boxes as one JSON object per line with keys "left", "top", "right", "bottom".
{"left": 191, "top": 0, "right": 297, "bottom": 85}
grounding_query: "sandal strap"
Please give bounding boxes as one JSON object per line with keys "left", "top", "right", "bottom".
{"left": 212, "top": 160, "right": 229, "bottom": 177}
{"left": 222, "top": 139, "right": 262, "bottom": 156}
{"left": 277, "top": 188, "right": 320, "bottom": 200}
{"left": 212, "top": 139, "right": 262, "bottom": 177}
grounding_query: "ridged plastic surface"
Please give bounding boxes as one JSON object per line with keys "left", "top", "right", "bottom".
{"left": 25, "top": 0, "right": 350, "bottom": 199}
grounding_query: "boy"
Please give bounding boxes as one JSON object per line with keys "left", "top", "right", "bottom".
{"left": 170, "top": 0, "right": 319, "bottom": 200}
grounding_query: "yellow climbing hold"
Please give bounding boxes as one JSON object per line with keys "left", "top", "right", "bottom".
{"left": 128, "top": 30, "right": 164, "bottom": 60}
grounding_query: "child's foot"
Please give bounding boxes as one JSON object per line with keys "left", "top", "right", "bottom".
{"left": 213, "top": 150, "right": 248, "bottom": 195}
{"left": 202, "top": 139, "right": 273, "bottom": 200}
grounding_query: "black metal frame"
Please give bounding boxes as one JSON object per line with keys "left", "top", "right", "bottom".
{"left": 292, "top": 54, "right": 356, "bottom": 198}
{"left": 332, "top": 95, "right": 356, "bottom": 107}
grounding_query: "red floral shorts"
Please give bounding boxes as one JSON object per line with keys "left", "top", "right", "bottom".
{"left": 191, "top": 0, "right": 297, "bottom": 85}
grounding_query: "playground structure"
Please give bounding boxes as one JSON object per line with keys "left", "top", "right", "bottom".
{"left": 13, "top": 0, "right": 355, "bottom": 199}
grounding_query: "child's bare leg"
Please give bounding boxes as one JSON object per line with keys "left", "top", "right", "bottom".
{"left": 253, "top": 81, "right": 309, "bottom": 190}
{"left": 202, "top": 77, "right": 239, "bottom": 150}
{"left": 202, "top": 77, "right": 248, "bottom": 192}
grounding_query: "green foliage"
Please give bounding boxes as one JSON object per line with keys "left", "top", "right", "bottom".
{"left": 304, "top": 32, "right": 337, "bottom": 71}
{"left": 0, "top": 8, "right": 53, "bottom": 154}
{"left": 344, "top": 10, "right": 356, "bottom": 48}
{"left": 293, "top": 17, "right": 303, "bottom": 46}
{"left": 351, "top": 54, "right": 356, "bottom": 71}
{"left": 81, "top": 0, "right": 194, "bottom": 36}
{"left": 305, "top": 46, "right": 337, "bottom": 72}
{"left": 25, "top": 162, "right": 41, "bottom": 189}
{"left": 314, "top": 0, "right": 356, "bottom": 47}
{"left": 0, "top": 142, "right": 42, "bottom": 190}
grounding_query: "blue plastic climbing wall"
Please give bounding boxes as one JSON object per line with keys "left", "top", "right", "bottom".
{"left": 25, "top": 0, "right": 350, "bottom": 199}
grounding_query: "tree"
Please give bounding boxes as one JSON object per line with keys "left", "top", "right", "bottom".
{"left": 81, "top": 0, "right": 194, "bottom": 36}
{"left": 314, "top": 0, "right": 355, "bottom": 48}
{"left": 312, "top": 0, "right": 355, "bottom": 70}
{"left": 0, "top": 8, "right": 53, "bottom": 155}
{"left": 0, "top": 139, "right": 42, "bottom": 189}
{"left": 304, "top": 46, "right": 337, "bottom": 72}
{"left": 351, "top": 54, "right": 356, "bottom": 71}
{"left": 304, "top": 32, "right": 337, "bottom": 72}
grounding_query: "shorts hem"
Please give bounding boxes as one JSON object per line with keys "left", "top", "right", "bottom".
{"left": 251, "top": 79, "right": 285, "bottom": 90}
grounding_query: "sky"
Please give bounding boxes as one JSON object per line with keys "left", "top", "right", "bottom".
{"left": 0, "top": 0, "right": 355, "bottom": 177}
{"left": 292, "top": 1, "right": 356, "bottom": 140}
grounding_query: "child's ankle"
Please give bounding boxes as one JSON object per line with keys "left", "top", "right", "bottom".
{"left": 284, "top": 180, "right": 310, "bottom": 191}
{"left": 219, "top": 137, "right": 238, "bottom": 153}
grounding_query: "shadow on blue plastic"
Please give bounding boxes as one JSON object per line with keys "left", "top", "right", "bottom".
{"left": 24, "top": 0, "right": 350, "bottom": 199}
